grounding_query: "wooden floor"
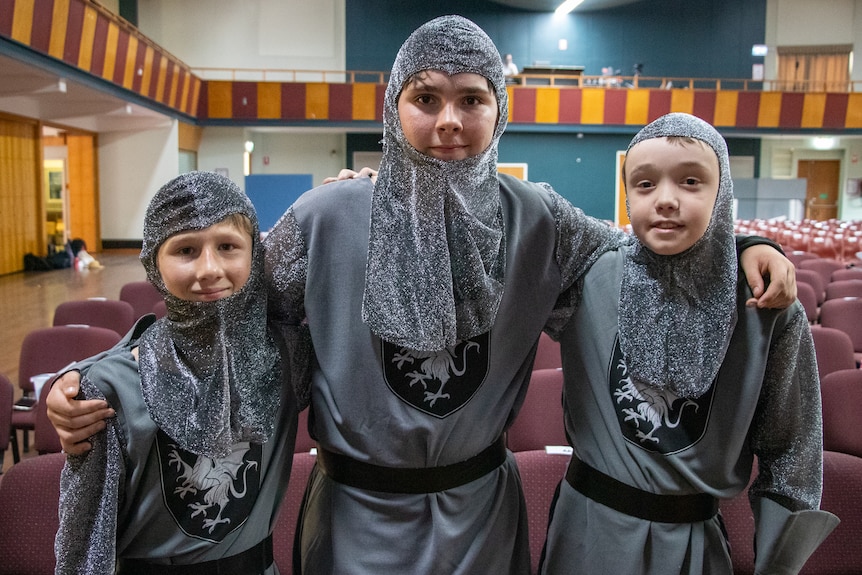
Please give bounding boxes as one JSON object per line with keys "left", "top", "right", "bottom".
{"left": 1, "top": 249, "right": 146, "bottom": 473}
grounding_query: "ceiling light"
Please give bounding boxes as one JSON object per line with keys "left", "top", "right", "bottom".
{"left": 812, "top": 137, "right": 834, "bottom": 150}
{"left": 555, "top": 0, "right": 585, "bottom": 16}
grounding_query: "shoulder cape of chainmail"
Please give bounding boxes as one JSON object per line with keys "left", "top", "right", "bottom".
{"left": 138, "top": 171, "right": 281, "bottom": 458}
{"left": 362, "top": 15, "right": 509, "bottom": 352}
{"left": 619, "top": 113, "right": 738, "bottom": 398}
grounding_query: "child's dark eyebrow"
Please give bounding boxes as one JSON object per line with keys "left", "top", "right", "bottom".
{"left": 407, "top": 79, "right": 439, "bottom": 92}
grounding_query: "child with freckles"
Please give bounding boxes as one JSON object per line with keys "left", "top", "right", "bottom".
{"left": 54, "top": 172, "right": 305, "bottom": 574}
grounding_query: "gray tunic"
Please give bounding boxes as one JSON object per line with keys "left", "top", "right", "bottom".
{"left": 265, "top": 174, "right": 620, "bottom": 574}
{"left": 541, "top": 250, "right": 838, "bottom": 575}
{"left": 54, "top": 319, "right": 298, "bottom": 574}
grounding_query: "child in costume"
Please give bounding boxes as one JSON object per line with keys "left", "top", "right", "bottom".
{"left": 54, "top": 171, "right": 303, "bottom": 574}
{"left": 540, "top": 114, "right": 838, "bottom": 574}
{"left": 262, "top": 18, "right": 794, "bottom": 575}
{"left": 47, "top": 20, "right": 796, "bottom": 575}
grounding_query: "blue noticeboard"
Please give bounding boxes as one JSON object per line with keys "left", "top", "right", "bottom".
{"left": 245, "top": 174, "right": 314, "bottom": 232}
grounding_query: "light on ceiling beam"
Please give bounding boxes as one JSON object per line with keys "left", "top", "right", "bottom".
{"left": 555, "top": 0, "right": 585, "bottom": 16}
{"left": 812, "top": 137, "right": 835, "bottom": 150}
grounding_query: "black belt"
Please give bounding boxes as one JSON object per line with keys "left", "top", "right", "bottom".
{"left": 317, "top": 435, "right": 507, "bottom": 494}
{"left": 117, "top": 535, "right": 273, "bottom": 575}
{"left": 565, "top": 456, "right": 719, "bottom": 523}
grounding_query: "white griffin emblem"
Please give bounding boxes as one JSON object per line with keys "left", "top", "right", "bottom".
{"left": 167, "top": 443, "right": 258, "bottom": 534}
{"left": 613, "top": 359, "right": 698, "bottom": 445}
{"left": 391, "top": 341, "right": 480, "bottom": 408}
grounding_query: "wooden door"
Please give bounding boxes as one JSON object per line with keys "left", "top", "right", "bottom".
{"left": 66, "top": 134, "right": 100, "bottom": 252}
{"left": 798, "top": 160, "right": 840, "bottom": 220}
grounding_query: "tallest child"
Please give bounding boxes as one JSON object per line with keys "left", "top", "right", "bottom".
{"left": 263, "top": 15, "right": 792, "bottom": 574}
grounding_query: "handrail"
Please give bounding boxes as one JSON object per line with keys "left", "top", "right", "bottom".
{"left": 191, "top": 67, "right": 862, "bottom": 92}
{"left": 193, "top": 67, "right": 389, "bottom": 84}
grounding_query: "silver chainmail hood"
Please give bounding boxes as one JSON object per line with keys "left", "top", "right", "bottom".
{"left": 362, "top": 15, "right": 509, "bottom": 351}
{"left": 619, "top": 113, "right": 738, "bottom": 398}
{"left": 138, "top": 171, "right": 281, "bottom": 458}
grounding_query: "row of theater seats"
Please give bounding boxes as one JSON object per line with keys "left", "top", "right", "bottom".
{"left": 0, "top": 282, "right": 168, "bottom": 470}
{"left": 1, "top": 298, "right": 857, "bottom": 573}
{"left": 2, "top": 369, "right": 859, "bottom": 574}
{"left": 736, "top": 218, "right": 862, "bottom": 265}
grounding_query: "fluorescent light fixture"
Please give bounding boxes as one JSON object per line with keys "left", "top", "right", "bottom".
{"left": 555, "top": 0, "right": 584, "bottom": 16}
{"left": 57, "top": 79, "right": 67, "bottom": 93}
{"left": 751, "top": 44, "right": 768, "bottom": 57}
{"left": 812, "top": 137, "right": 835, "bottom": 150}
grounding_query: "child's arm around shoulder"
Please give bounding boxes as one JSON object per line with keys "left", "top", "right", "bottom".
{"left": 55, "top": 368, "right": 127, "bottom": 575}
{"left": 736, "top": 236, "right": 797, "bottom": 309}
{"left": 748, "top": 309, "right": 839, "bottom": 573}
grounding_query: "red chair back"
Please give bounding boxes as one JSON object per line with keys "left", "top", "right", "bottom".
{"left": 18, "top": 325, "right": 122, "bottom": 393}
{"left": 34, "top": 374, "right": 62, "bottom": 454}
{"left": 797, "top": 282, "right": 819, "bottom": 323}
{"left": 0, "top": 452, "right": 65, "bottom": 575}
{"left": 0, "top": 373, "right": 12, "bottom": 470}
{"left": 119, "top": 280, "right": 164, "bottom": 320}
{"left": 799, "top": 258, "right": 846, "bottom": 289}
{"left": 53, "top": 298, "right": 135, "bottom": 337}
{"left": 533, "top": 332, "right": 562, "bottom": 371}
{"left": 507, "top": 368, "right": 567, "bottom": 452}
{"left": 809, "top": 326, "right": 856, "bottom": 380}
{"left": 820, "top": 369, "right": 862, "bottom": 458}
{"left": 802, "top": 451, "right": 862, "bottom": 574}
{"left": 273, "top": 452, "right": 317, "bottom": 573}
{"left": 819, "top": 298, "right": 862, "bottom": 353}
{"left": 824, "top": 279, "right": 862, "bottom": 301}
{"left": 295, "top": 407, "right": 316, "bottom": 454}
{"left": 796, "top": 269, "right": 826, "bottom": 305}
{"left": 831, "top": 267, "right": 862, "bottom": 283}
{"left": 514, "top": 449, "right": 571, "bottom": 575}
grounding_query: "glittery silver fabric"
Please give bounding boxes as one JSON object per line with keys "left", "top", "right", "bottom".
{"left": 619, "top": 113, "right": 737, "bottom": 398}
{"left": 362, "top": 15, "right": 508, "bottom": 351}
{"left": 138, "top": 171, "right": 281, "bottom": 458}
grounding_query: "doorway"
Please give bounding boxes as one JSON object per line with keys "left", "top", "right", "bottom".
{"left": 42, "top": 128, "right": 100, "bottom": 253}
{"left": 43, "top": 152, "right": 68, "bottom": 255}
{"left": 798, "top": 159, "right": 841, "bottom": 220}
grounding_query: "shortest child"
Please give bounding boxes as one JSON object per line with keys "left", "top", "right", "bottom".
{"left": 541, "top": 113, "right": 838, "bottom": 574}
{"left": 54, "top": 171, "right": 299, "bottom": 574}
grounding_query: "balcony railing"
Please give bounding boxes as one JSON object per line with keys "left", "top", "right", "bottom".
{"left": 192, "top": 68, "right": 862, "bottom": 93}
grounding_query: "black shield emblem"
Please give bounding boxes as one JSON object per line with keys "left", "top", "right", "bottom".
{"left": 156, "top": 430, "right": 262, "bottom": 542}
{"left": 608, "top": 336, "right": 714, "bottom": 454}
{"left": 381, "top": 332, "right": 489, "bottom": 418}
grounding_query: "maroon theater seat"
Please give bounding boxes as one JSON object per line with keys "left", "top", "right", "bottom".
{"left": 507, "top": 368, "right": 567, "bottom": 453}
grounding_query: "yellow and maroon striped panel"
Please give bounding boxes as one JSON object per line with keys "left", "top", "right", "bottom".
{"left": 0, "top": 0, "right": 858, "bottom": 129}
{"left": 1, "top": 0, "right": 199, "bottom": 117}
{"left": 506, "top": 86, "right": 858, "bottom": 130}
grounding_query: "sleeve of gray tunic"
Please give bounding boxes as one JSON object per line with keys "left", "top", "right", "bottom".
{"left": 54, "top": 376, "right": 126, "bottom": 575}
{"left": 542, "top": 186, "right": 629, "bottom": 338}
{"left": 748, "top": 306, "right": 839, "bottom": 573}
{"left": 264, "top": 208, "right": 313, "bottom": 410}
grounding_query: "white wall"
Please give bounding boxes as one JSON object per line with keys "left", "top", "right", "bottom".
{"left": 196, "top": 126, "right": 248, "bottom": 190}
{"left": 98, "top": 123, "right": 179, "bottom": 241}
{"left": 246, "top": 131, "right": 347, "bottom": 186}
{"left": 137, "top": 0, "right": 345, "bottom": 74}
{"left": 196, "top": 127, "right": 347, "bottom": 188}
{"left": 765, "top": 0, "right": 862, "bottom": 81}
